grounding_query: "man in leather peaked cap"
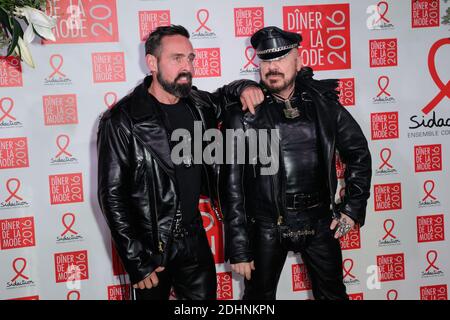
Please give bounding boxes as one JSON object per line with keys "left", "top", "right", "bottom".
{"left": 221, "top": 26, "right": 372, "bottom": 300}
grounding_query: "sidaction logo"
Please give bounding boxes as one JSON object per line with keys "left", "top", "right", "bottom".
{"left": 408, "top": 38, "right": 450, "bottom": 138}
{"left": 57, "top": 213, "right": 84, "bottom": 243}
{"left": 421, "top": 250, "right": 444, "bottom": 278}
{"left": 45, "top": 55, "right": 72, "bottom": 86}
{"left": 0, "top": 97, "right": 23, "bottom": 128}
{"left": 191, "top": 9, "right": 217, "bottom": 39}
{"left": 51, "top": 135, "right": 78, "bottom": 165}
{"left": 6, "top": 258, "right": 35, "bottom": 289}
{"left": 366, "top": 2, "right": 394, "bottom": 30}
{"left": 239, "top": 46, "right": 259, "bottom": 75}
{"left": 1, "top": 178, "right": 30, "bottom": 209}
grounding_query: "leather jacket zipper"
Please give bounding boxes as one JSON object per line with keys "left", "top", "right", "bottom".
{"left": 214, "top": 164, "right": 223, "bottom": 221}
{"left": 202, "top": 164, "right": 222, "bottom": 221}
{"left": 132, "top": 132, "right": 180, "bottom": 255}
{"left": 260, "top": 106, "right": 284, "bottom": 226}
{"left": 271, "top": 131, "right": 284, "bottom": 226}
{"left": 328, "top": 137, "right": 338, "bottom": 218}
{"left": 137, "top": 144, "right": 163, "bottom": 254}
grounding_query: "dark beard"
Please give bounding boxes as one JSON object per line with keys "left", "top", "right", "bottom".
{"left": 157, "top": 71, "right": 193, "bottom": 98}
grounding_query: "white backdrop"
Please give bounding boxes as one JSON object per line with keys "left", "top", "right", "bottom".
{"left": 0, "top": 0, "right": 449, "bottom": 300}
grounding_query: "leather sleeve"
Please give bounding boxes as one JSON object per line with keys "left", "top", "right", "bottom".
{"left": 334, "top": 104, "right": 372, "bottom": 227}
{"left": 209, "top": 79, "right": 261, "bottom": 121}
{"left": 220, "top": 105, "right": 254, "bottom": 264}
{"left": 302, "top": 67, "right": 372, "bottom": 227}
{"left": 97, "top": 112, "right": 159, "bottom": 284}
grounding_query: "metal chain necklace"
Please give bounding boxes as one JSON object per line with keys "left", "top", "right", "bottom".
{"left": 272, "top": 88, "right": 300, "bottom": 119}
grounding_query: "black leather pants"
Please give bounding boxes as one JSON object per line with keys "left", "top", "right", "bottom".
{"left": 135, "top": 220, "right": 216, "bottom": 300}
{"left": 243, "top": 212, "right": 348, "bottom": 300}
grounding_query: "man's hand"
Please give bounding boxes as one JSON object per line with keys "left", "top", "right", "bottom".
{"left": 133, "top": 266, "right": 165, "bottom": 289}
{"left": 240, "top": 86, "right": 264, "bottom": 114}
{"left": 330, "top": 213, "right": 355, "bottom": 239}
{"left": 231, "top": 261, "right": 255, "bottom": 280}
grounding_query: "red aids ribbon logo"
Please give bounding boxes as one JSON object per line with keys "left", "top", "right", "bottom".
{"left": 61, "top": 213, "right": 78, "bottom": 237}
{"left": 195, "top": 9, "right": 212, "bottom": 32}
{"left": 49, "top": 54, "right": 66, "bottom": 79}
{"left": 379, "top": 148, "right": 393, "bottom": 169}
{"left": 422, "top": 180, "right": 437, "bottom": 202}
{"left": 377, "top": 76, "right": 391, "bottom": 97}
{"left": 343, "top": 259, "right": 356, "bottom": 279}
{"left": 11, "top": 258, "right": 29, "bottom": 282}
{"left": 387, "top": 289, "right": 398, "bottom": 300}
{"left": 425, "top": 250, "right": 439, "bottom": 272}
{"left": 422, "top": 38, "right": 450, "bottom": 114}
{"left": 104, "top": 92, "right": 118, "bottom": 110}
{"left": 67, "top": 290, "right": 81, "bottom": 300}
{"left": 383, "top": 219, "right": 397, "bottom": 240}
{"left": 243, "top": 46, "right": 258, "bottom": 69}
{"left": 375, "top": 1, "right": 390, "bottom": 24}
{"left": 55, "top": 135, "right": 72, "bottom": 158}
{"left": 5, "top": 178, "right": 23, "bottom": 203}
{"left": 0, "top": 97, "right": 16, "bottom": 122}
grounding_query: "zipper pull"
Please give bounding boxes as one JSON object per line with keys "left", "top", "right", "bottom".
{"left": 251, "top": 156, "right": 257, "bottom": 178}
{"left": 212, "top": 202, "right": 223, "bottom": 222}
{"left": 158, "top": 241, "right": 164, "bottom": 253}
{"left": 277, "top": 215, "right": 283, "bottom": 225}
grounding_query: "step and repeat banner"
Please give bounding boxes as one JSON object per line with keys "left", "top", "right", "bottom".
{"left": 0, "top": 0, "right": 449, "bottom": 300}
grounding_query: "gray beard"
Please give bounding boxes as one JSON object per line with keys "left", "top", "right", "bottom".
{"left": 262, "top": 74, "right": 296, "bottom": 94}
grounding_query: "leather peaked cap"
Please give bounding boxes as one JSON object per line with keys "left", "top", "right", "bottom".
{"left": 250, "top": 26, "right": 302, "bottom": 61}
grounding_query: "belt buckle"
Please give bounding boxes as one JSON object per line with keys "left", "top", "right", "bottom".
{"left": 292, "top": 193, "right": 302, "bottom": 210}
{"left": 287, "top": 193, "right": 321, "bottom": 211}
{"left": 292, "top": 193, "right": 310, "bottom": 210}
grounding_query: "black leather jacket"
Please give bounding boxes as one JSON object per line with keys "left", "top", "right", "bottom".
{"left": 97, "top": 76, "right": 253, "bottom": 284}
{"left": 221, "top": 68, "right": 372, "bottom": 264}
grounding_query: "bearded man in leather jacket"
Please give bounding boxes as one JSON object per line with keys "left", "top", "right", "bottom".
{"left": 221, "top": 26, "right": 372, "bottom": 300}
{"left": 97, "top": 25, "right": 263, "bottom": 300}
